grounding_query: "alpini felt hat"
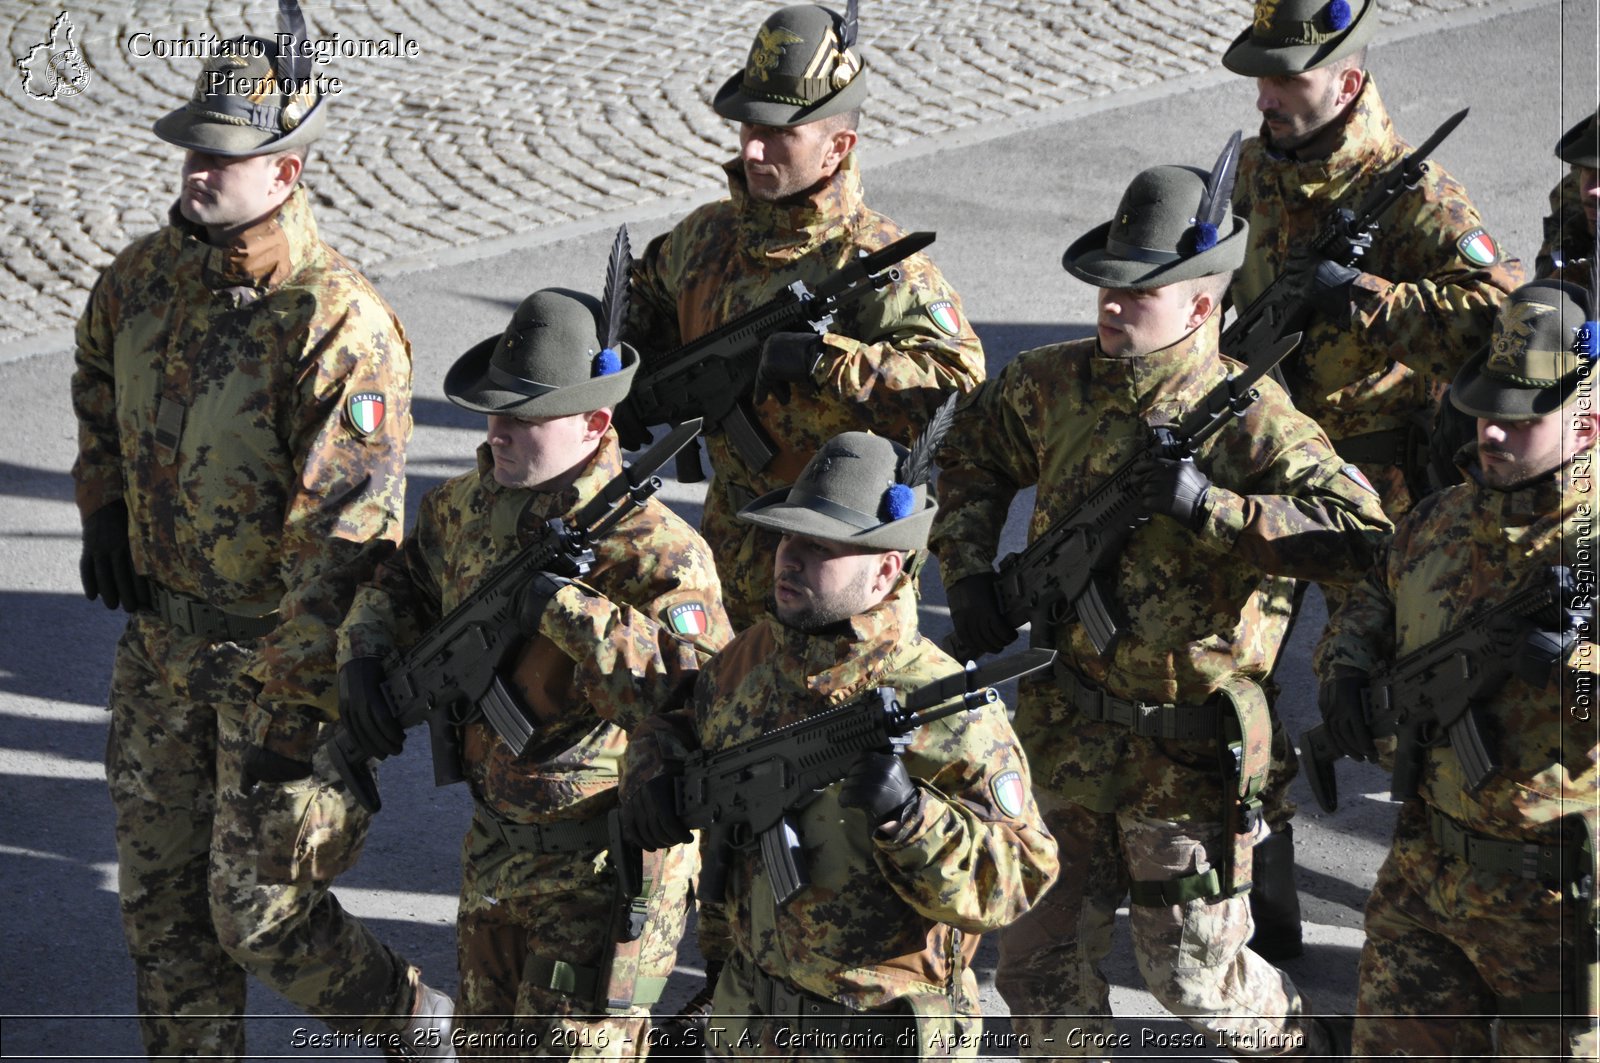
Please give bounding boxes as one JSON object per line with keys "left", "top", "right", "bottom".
{"left": 446, "top": 289, "right": 638, "bottom": 418}
{"left": 740, "top": 432, "right": 936, "bottom": 550}
{"left": 713, "top": 3, "right": 868, "bottom": 127}
{"left": 740, "top": 399, "right": 953, "bottom": 551}
{"left": 1064, "top": 134, "right": 1249, "bottom": 290}
{"left": 1555, "top": 110, "right": 1600, "bottom": 169}
{"left": 1451, "top": 281, "right": 1597, "bottom": 422}
{"left": 153, "top": 1, "right": 327, "bottom": 157}
{"left": 1222, "top": 0, "right": 1379, "bottom": 77}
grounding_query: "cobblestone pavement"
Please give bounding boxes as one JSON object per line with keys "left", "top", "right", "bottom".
{"left": 3, "top": 0, "right": 1494, "bottom": 348}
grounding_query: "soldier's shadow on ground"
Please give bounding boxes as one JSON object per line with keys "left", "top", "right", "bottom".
{"left": 0, "top": 459, "right": 77, "bottom": 504}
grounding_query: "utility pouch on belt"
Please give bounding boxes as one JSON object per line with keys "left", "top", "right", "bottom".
{"left": 521, "top": 811, "right": 671, "bottom": 1015}
{"left": 1122, "top": 675, "right": 1270, "bottom": 908}
{"left": 1215, "top": 674, "right": 1271, "bottom": 899}
{"left": 598, "top": 809, "right": 669, "bottom": 1014}
{"left": 1493, "top": 814, "right": 1599, "bottom": 1020}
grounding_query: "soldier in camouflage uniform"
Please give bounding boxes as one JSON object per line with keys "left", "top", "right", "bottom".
{"left": 1221, "top": 0, "right": 1525, "bottom": 962}
{"left": 69, "top": 23, "right": 449, "bottom": 1060}
{"left": 1224, "top": 0, "right": 1524, "bottom": 517}
{"left": 622, "top": 2, "right": 985, "bottom": 632}
{"left": 620, "top": 429, "right": 1059, "bottom": 1060}
{"left": 1315, "top": 280, "right": 1599, "bottom": 1058}
{"left": 932, "top": 154, "right": 1392, "bottom": 1056}
{"left": 1538, "top": 111, "right": 1598, "bottom": 281}
{"left": 337, "top": 287, "right": 731, "bottom": 1059}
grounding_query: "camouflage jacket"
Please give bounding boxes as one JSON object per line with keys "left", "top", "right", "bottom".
{"left": 1539, "top": 168, "right": 1596, "bottom": 281}
{"left": 930, "top": 320, "right": 1392, "bottom": 815}
{"left": 1232, "top": 78, "right": 1523, "bottom": 445}
{"left": 71, "top": 185, "right": 411, "bottom": 747}
{"left": 340, "top": 433, "right": 729, "bottom": 888}
{"left": 626, "top": 153, "right": 985, "bottom": 621}
{"left": 626, "top": 583, "right": 1057, "bottom": 1014}
{"left": 1316, "top": 449, "right": 1598, "bottom": 841}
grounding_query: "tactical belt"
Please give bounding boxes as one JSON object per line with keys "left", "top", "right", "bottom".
{"left": 1429, "top": 808, "right": 1586, "bottom": 886}
{"left": 474, "top": 806, "right": 612, "bottom": 856}
{"left": 737, "top": 953, "right": 917, "bottom": 1041}
{"left": 1056, "top": 662, "right": 1220, "bottom": 741}
{"left": 1333, "top": 428, "right": 1409, "bottom": 469}
{"left": 149, "top": 583, "right": 277, "bottom": 642}
{"left": 523, "top": 954, "right": 666, "bottom": 1008}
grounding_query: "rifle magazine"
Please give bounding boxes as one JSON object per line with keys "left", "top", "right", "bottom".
{"left": 480, "top": 672, "right": 537, "bottom": 756}
{"left": 760, "top": 816, "right": 809, "bottom": 906}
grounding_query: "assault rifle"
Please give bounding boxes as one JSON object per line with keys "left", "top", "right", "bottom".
{"left": 617, "top": 231, "right": 934, "bottom": 483}
{"left": 680, "top": 648, "right": 1056, "bottom": 905}
{"left": 1302, "top": 566, "right": 1580, "bottom": 813}
{"left": 326, "top": 419, "right": 704, "bottom": 813}
{"left": 1224, "top": 107, "right": 1468, "bottom": 379}
{"left": 945, "top": 328, "right": 1302, "bottom": 662}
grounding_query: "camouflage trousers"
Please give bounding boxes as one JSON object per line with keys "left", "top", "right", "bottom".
{"left": 994, "top": 791, "right": 1321, "bottom": 1059}
{"left": 1353, "top": 800, "right": 1599, "bottom": 1060}
{"left": 454, "top": 827, "right": 696, "bottom": 1060}
{"left": 105, "top": 616, "right": 415, "bottom": 1060}
{"left": 706, "top": 950, "right": 972, "bottom": 1061}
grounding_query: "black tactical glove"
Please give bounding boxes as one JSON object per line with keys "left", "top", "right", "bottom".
{"left": 621, "top": 771, "right": 693, "bottom": 851}
{"left": 1515, "top": 627, "right": 1581, "bottom": 688}
{"left": 1289, "top": 250, "right": 1364, "bottom": 322}
{"left": 946, "top": 573, "right": 1016, "bottom": 658}
{"left": 339, "top": 656, "right": 404, "bottom": 759}
{"left": 240, "top": 744, "right": 313, "bottom": 791}
{"left": 1136, "top": 454, "right": 1212, "bottom": 531}
{"left": 754, "top": 332, "right": 824, "bottom": 405}
{"left": 838, "top": 751, "right": 920, "bottom": 834}
{"left": 79, "top": 499, "right": 151, "bottom": 612}
{"left": 611, "top": 397, "right": 654, "bottom": 452}
{"left": 515, "top": 571, "right": 574, "bottom": 637}
{"left": 1317, "top": 669, "right": 1375, "bottom": 761}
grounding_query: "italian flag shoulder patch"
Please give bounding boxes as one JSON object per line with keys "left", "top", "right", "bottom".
{"left": 667, "top": 601, "right": 709, "bottom": 636}
{"left": 1456, "top": 227, "right": 1498, "bottom": 267}
{"left": 925, "top": 299, "right": 961, "bottom": 337}
{"left": 345, "top": 391, "right": 386, "bottom": 438}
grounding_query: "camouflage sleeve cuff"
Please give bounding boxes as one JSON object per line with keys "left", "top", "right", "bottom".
{"left": 244, "top": 699, "right": 327, "bottom": 763}
{"left": 1350, "top": 272, "right": 1391, "bottom": 328}
{"left": 538, "top": 581, "right": 615, "bottom": 661}
{"left": 337, "top": 621, "right": 397, "bottom": 668}
{"left": 873, "top": 784, "right": 950, "bottom": 860}
{"left": 1196, "top": 486, "right": 1247, "bottom": 552}
{"left": 929, "top": 542, "right": 999, "bottom": 587}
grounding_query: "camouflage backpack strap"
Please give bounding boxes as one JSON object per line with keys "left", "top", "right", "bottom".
{"left": 1125, "top": 673, "right": 1269, "bottom": 908}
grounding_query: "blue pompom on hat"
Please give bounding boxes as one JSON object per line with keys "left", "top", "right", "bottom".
{"left": 594, "top": 347, "right": 622, "bottom": 376}
{"left": 881, "top": 483, "right": 916, "bottom": 521}
{"left": 1193, "top": 222, "right": 1219, "bottom": 253}
{"left": 1325, "top": 0, "right": 1352, "bottom": 31}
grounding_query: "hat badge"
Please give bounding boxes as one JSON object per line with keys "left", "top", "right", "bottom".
{"left": 750, "top": 25, "right": 803, "bottom": 83}
{"left": 1253, "top": 0, "right": 1279, "bottom": 31}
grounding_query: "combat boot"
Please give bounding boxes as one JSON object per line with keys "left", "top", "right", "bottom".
{"left": 1248, "top": 824, "right": 1304, "bottom": 962}
{"left": 388, "top": 972, "right": 457, "bottom": 1061}
{"left": 650, "top": 960, "right": 721, "bottom": 1057}
{"left": 1302, "top": 1014, "right": 1352, "bottom": 1058}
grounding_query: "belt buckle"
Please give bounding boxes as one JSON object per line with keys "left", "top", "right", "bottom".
{"left": 168, "top": 593, "right": 194, "bottom": 634}
{"left": 1133, "top": 701, "right": 1165, "bottom": 737}
{"left": 761, "top": 976, "right": 793, "bottom": 1018}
